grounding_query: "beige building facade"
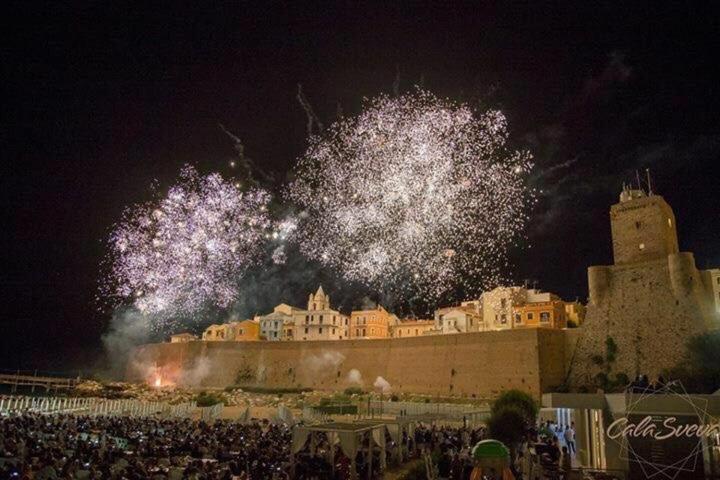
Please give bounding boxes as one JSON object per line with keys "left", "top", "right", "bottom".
{"left": 169, "top": 333, "right": 197, "bottom": 343}
{"left": 256, "top": 303, "right": 298, "bottom": 341}
{"left": 294, "top": 286, "right": 349, "bottom": 341}
{"left": 434, "top": 305, "right": 483, "bottom": 333}
{"left": 350, "top": 305, "right": 397, "bottom": 338}
{"left": 391, "top": 319, "right": 436, "bottom": 337}
{"left": 564, "top": 301, "right": 586, "bottom": 326}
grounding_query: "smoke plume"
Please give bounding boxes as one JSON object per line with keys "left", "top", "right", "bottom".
{"left": 300, "top": 350, "right": 345, "bottom": 378}
{"left": 100, "top": 307, "right": 154, "bottom": 379}
{"left": 373, "top": 376, "right": 392, "bottom": 393}
{"left": 347, "top": 368, "right": 364, "bottom": 386}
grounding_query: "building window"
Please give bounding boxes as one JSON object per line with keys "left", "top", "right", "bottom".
{"left": 371, "top": 328, "right": 375, "bottom": 335}
{"left": 415, "top": 329, "right": 419, "bottom": 336}
{"left": 305, "top": 315, "right": 309, "bottom": 324}
{"left": 362, "top": 328, "right": 366, "bottom": 336}
{"left": 304, "top": 328, "right": 308, "bottom": 334}
{"left": 527, "top": 313, "right": 534, "bottom": 320}
{"left": 319, "top": 327, "right": 323, "bottom": 334}
{"left": 501, "top": 298, "right": 507, "bottom": 308}
{"left": 332, "top": 328, "right": 336, "bottom": 335}
{"left": 345, "top": 318, "right": 348, "bottom": 325}
{"left": 313, "top": 303, "right": 316, "bottom": 310}
{"left": 356, "top": 329, "right": 360, "bottom": 336}
{"left": 273, "top": 331, "right": 277, "bottom": 338}
{"left": 515, "top": 313, "right": 522, "bottom": 324}
{"left": 274, "top": 321, "right": 278, "bottom": 328}
{"left": 540, "top": 312, "right": 550, "bottom": 322}
{"left": 398, "top": 330, "right": 402, "bottom": 337}
{"left": 319, "top": 315, "right": 323, "bottom": 324}
{"left": 501, "top": 314, "right": 507, "bottom": 324}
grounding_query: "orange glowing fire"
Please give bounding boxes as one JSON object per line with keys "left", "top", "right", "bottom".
{"left": 154, "top": 376, "right": 162, "bottom": 388}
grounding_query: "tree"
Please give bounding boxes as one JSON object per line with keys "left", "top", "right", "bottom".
{"left": 487, "top": 405, "right": 527, "bottom": 447}
{"left": 491, "top": 389, "right": 539, "bottom": 425}
{"left": 665, "top": 331, "right": 720, "bottom": 393}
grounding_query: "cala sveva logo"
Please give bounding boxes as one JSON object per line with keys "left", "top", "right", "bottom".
{"left": 606, "top": 415, "right": 720, "bottom": 442}
{"left": 602, "top": 381, "right": 718, "bottom": 480}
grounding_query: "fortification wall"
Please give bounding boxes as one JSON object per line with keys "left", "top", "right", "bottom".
{"left": 569, "top": 253, "right": 716, "bottom": 388}
{"left": 130, "top": 328, "right": 571, "bottom": 399}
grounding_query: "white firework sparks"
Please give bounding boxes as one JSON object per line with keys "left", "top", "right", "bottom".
{"left": 287, "top": 90, "right": 535, "bottom": 300}
{"left": 105, "top": 165, "right": 272, "bottom": 322}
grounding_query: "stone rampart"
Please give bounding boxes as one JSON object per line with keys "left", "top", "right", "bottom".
{"left": 130, "top": 328, "right": 571, "bottom": 399}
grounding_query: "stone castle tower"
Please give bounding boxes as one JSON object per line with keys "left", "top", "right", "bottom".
{"left": 569, "top": 187, "right": 718, "bottom": 388}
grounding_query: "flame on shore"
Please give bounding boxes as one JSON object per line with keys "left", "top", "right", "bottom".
{"left": 154, "top": 376, "right": 162, "bottom": 388}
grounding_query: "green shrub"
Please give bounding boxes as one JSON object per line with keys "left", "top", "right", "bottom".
{"left": 315, "top": 404, "right": 358, "bottom": 415}
{"left": 613, "top": 372, "right": 630, "bottom": 389}
{"left": 487, "top": 405, "right": 526, "bottom": 447}
{"left": 234, "top": 366, "right": 254, "bottom": 384}
{"left": 195, "top": 391, "right": 225, "bottom": 407}
{"left": 594, "top": 372, "right": 608, "bottom": 390}
{"left": 343, "top": 387, "right": 365, "bottom": 396}
{"left": 491, "top": 389, "right": 538, "bottom": 425}
{"left": 234, "top": 386, "right": 312, "bottom": 394}
{"left": 664, "top": 331, "right": 720, "bottom": 393}
{"left": 605, "top": 336, "right": 618, "bottom": 363}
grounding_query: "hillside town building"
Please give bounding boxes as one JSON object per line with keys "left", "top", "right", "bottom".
{"left": 434, "top": 305, "right": 483, "bottom": 333}
{"left": 169, "top": 333, "right": 197, "bottom": 343}
{"left": 390, "top": 319, "right": 435, "bottom": 337}
{"left": 256, "top": 303, "right": 298, "bottom": 341}
{"left": 349, "top": 305, "right": 397, "bottom": 338}
{"left": 294, "top": 286, "right": 349, "bottom": 341}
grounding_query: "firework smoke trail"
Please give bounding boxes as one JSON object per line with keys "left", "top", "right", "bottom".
{"left": 103, "top": 165, "right": 272, "bottom": 327}
{"left": 287, "top": 89, "right": 535, "bottom": 301}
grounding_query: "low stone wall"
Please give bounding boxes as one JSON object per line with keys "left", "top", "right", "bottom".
{"left": 130, "top": 328, "right": 572, "bottom": 399}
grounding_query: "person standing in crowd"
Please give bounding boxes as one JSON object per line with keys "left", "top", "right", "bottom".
{"left": 563, "top": 425, "right": 575, "bottom": 455}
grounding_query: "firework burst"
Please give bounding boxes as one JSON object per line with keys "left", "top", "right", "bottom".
{"left": 287, "top": 89, "right": 535, "bottom": 300}
{"left": 103, "top": 165, "right": 272, "bottom": 324}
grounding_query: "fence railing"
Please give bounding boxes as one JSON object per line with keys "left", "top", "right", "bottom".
{"left": 302, "top": 406, "right": 330, "bottom": 423}
{"left": 0, "top": 395, "right": 196, "bottom": 418}
{"left": 199, "top": 403, "right": 224, "bottom": 421}
{"left": 368, "top": 400, "right": 489, "bottom": 417}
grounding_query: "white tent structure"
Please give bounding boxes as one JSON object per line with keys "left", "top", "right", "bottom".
{"left": 292, "top": 422, "right": 386, "bottom": 480}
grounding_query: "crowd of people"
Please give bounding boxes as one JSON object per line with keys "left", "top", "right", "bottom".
{"left": 0, "top": 409, "right": 593, "bottom": 479}
{"left": 512, "top": 420, "right": 576, "bottom": 480}
{"left": 0, "top": 414, "right": 292, "bottom": 479}
{"left": 413, "top": 424, "right": 487, "bottom": 479}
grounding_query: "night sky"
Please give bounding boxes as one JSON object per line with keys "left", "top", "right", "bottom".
{"left": 3, "top": 3, "right": 719, "bottom": 372}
